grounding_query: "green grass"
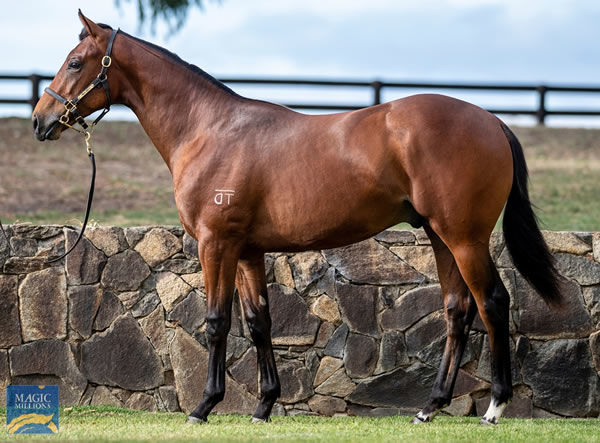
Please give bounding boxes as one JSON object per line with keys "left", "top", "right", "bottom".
{"left": 8, "top": 207, "right": 181, "bottom": 227}
{"left": 529, "top": 167, "right": 600, "bottom": 231}
{"left": 0, "top": 407, "right": 598, "bottom": 442}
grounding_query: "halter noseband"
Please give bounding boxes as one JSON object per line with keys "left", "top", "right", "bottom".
{"left": 44, "top": 28, "right": 119, "bottom": 137}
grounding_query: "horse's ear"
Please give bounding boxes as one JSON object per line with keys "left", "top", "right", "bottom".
{"left": 78, "top": 9, "right": 103, "bottom": 39}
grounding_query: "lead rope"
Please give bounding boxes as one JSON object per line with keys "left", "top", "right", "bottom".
{"left": 46, "top": 132, "right": 96, "bottom": 263}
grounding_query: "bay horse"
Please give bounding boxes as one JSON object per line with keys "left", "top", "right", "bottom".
{"left": 33, "top": 12, "right": 561, "bottom": 425}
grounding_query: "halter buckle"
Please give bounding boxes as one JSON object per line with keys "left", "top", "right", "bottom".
{"left": 65, "top": 100, "right": 77, "bottom": 112}
{"left": 59, "top": 114, "right": 70, "bottom": 125}
{"left": 102, "top": 56, "right": 112, "bottom": 68}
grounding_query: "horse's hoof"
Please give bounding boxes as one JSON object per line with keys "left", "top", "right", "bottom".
{"left": 410, "top": 414, "right": 430, "bottom": 424}
{"left": 251, "top": 416, "right": 271, "bottom": 424}
{"left": 479, "top": 417, "right": 498, "bottom": 426}
{"left": 186, "top": 415, "right": 207, "bottom": 424}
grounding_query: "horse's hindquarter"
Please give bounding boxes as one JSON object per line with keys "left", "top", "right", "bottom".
{"left": 389, "top": 95, "right": 514, "bottom": 242}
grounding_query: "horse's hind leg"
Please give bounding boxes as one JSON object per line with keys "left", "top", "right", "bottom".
{"left": 236, "top": 254, "right": 281, "bottom": 422}
{"left": 451, "top": 242, "right": 512, "bottom": 425}
{"left": 188, "top": 237, "right": 240, "bottom": 423}
{"left": 412, "top": 225, "right": 477, "bottom": 424}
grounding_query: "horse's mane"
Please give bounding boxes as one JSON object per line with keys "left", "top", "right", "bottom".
{"left": 79, "top": 24, "right": 239, "bottom": 97}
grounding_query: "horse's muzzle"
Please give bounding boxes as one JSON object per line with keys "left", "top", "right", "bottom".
{"left": 32, "top": 114, "right": 62, "bottom": 141}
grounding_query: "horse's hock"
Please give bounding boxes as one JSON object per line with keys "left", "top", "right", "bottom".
{"left": 1, "top": 225, "right": 599, "bottom": 418}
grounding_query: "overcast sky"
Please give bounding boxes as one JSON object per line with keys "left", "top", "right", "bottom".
{"left": 1, "top": 0, "right": 599, "bottom": 125}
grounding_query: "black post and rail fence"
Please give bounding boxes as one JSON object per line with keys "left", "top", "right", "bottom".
{"left": 2, "top": 73, "right": 600, "bottom": 125}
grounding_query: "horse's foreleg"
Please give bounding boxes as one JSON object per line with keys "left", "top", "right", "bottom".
{"left": 188, "top": 237, "right": 240, "bottom": 423}
{"left": 452, "top": 243, "right": 512, "bottom": 425}
{"left": 412, "top": 226, "right": 477, "bottom": 424}
{"left": 236, "top": 255, "right": 280, "bottom": 422}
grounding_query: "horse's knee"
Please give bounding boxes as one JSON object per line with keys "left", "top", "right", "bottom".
{"left": 205, "top": 313, "right": 230, "bottom": 342}
{"left": 245, "top": 310, "right": 271, "bottom": 345}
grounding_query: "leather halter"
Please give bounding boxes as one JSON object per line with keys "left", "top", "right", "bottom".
{"left": 45, "top": 28, "right": 119, "bottom": 135}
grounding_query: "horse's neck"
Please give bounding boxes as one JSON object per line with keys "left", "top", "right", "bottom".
{"left": 115, "top": 36, "right": 242, "bottom": 171}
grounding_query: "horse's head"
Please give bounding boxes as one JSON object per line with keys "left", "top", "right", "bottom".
{"left": 33, "top": 11, "right": 118, "bottom": 141}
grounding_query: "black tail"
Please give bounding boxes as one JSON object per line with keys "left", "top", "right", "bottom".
{"left": 500, "top": 122, "right": 563, "bottom": 307}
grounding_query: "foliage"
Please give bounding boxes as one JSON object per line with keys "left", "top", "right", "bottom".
{"left": 115, "top": 0, "right": 221, "bottom": 35}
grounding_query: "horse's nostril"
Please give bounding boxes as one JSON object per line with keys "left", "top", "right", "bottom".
{"left": 32, "top": 115, "right": 39, "bottom": 132}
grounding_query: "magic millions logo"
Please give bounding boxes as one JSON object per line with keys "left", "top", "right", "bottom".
{"left": 6, "top": 385, "right": 59, "bottom": 434}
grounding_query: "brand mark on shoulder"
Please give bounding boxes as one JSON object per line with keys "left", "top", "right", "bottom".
{"left": 214, "top": 189, "right": 235, "bottom": 205}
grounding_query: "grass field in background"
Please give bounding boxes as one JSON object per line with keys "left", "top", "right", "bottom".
{"left": 527, "top": 160, "right": 599, "bottom": 231}
{"left": 1, "top": 119, "right": 599, "bottom": 231}
{"left": 0, "top": 407, "right": 599, "bottom": 442}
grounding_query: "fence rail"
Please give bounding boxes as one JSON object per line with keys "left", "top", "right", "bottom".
{"left": 2, "top": 73, "right": 600, "bottom": 124}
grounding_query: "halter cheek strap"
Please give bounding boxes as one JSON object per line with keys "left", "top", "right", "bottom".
{"left": 44, "top": 28, "right": 119, "bottom": 134}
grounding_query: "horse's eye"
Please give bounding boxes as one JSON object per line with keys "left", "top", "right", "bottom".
{"left": 68, "top": 60, "right": 82, "bottom": 71}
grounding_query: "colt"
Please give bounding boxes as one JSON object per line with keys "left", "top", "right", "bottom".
{"left": 33, "top": 12, "right": 562, "bottom": 426}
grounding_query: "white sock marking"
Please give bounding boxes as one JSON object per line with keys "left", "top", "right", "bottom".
{"left": 483, "top": 398, "right": 508, "bottom": 424}
{"left": 416, "top": 409, "right": 439, "bottom": 422}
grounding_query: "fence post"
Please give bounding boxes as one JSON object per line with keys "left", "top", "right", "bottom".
{"left": 29, "top": 74, "right": 41, "bottom": 111}
{"left": 371, "top": 81, "right": 382, "bottom": 106}
{"left": 536, "top": 85, "right": 547, "bottom": 125}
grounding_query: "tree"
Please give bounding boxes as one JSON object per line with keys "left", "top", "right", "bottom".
{"left": 115, "top": 0, "right": 221, "bottom": 35}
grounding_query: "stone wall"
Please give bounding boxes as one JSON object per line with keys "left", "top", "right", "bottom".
{"left": 1, "top": 225, "right": 599, "bottom": 418}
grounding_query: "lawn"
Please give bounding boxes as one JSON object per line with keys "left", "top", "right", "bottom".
{"left": 516, "top": 126, "right": 600, "bottom": 232}
{"left": 0, "top": 118, "right": 599, "bottom": 231}
{"left": 0, "top": 407, "right": 598, "bottom": 442}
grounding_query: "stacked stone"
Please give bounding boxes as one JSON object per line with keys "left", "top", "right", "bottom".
{"left": 1, "top": 225, "right": 599, "bottom": 418}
